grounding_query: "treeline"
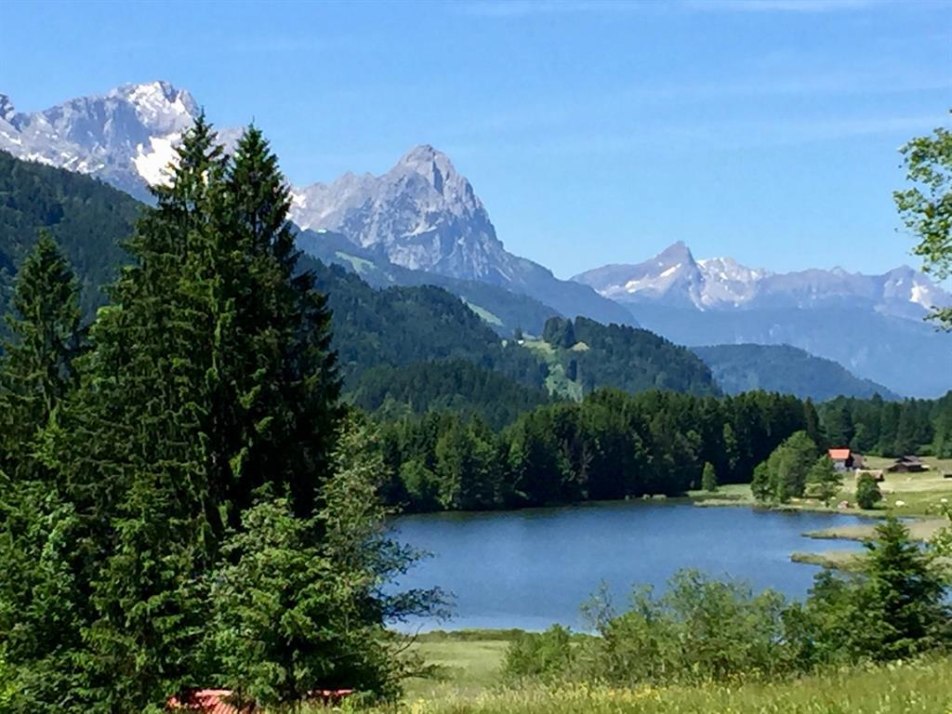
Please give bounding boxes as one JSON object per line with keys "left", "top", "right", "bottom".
{"left": 817, "top": 393, "right": 952, "bottom": 456}
{"left": 376, "top": 389, "right": 819, "bottom": 512}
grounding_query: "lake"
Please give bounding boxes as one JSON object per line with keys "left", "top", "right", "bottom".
{"left": 389, "top": 501, "right": 867, "bottom": 631}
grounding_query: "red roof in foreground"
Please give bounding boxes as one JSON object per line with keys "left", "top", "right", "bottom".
{"left": 828, "top": 448, "right": 851, "bottom": 461}
{"left": 167, "top": 690, "right": 255, "bottom": 714}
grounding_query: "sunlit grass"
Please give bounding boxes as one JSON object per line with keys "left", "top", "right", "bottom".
{"left": 342, "top": 656, "right": 952, "bottom": 713}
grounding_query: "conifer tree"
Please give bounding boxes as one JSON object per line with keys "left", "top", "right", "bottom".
{"left": 0, "top": 234, "right": 87, "bottom": 713}
{"left": 36, "top": 118, "right": 345, "bottom": 710}
{"left": 0, "top": 232, "right": 82, "bottom": 476}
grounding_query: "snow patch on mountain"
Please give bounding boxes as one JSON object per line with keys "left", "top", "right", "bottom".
{"left": 0, "top": 81, "right": 200, "bottom": 199}
{"left": 132, "top": 134, "right": 180, "bottom": 186}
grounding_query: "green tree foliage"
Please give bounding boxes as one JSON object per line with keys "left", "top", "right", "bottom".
{"left": 805, "top": 456, "right": 842, "bottom": 506}
{"left": 856, "top": 473, "right": 883, "bottom": 510}
{"left": 311, "top": 261, "right": 547, "bottom": 391}
{"left": 894, "top": 113, "right": 952, "bottom": 327}
{"left": 542, "top": 316, "right": 576, "bottom": 349}
{"left": 504, "top": 626, "right": 575, "bottom": 681}
{"left": 381, "top": 389, "right": 810, "bottom": 512}
{"left": 858, "top": 517, "right": 950, "bottom": 659}
{"left": 210, "top": 421, "right": 440, "bottom": 707}
{"left": 349, "top": 359, "right": 550, "bottom": 430}
{"left": 701, "top": 462, "right": 718, "bottom": 492}
{"left": 752, "top": 431, "right": 817, "bottom": 503}
{"left": 576, "top": 571, "right": 789, "bottom": 686}
{"left": 543, "top": 317, "right": 720, "bottom": 397}
{"left": 0, "top": 234, "right": 86, "bottom": 713}
{"left": 0, "top": 232, "right": 82, "bottom": 475}
{"left": 3, "top": 120, "right": 421, "bottom": 711}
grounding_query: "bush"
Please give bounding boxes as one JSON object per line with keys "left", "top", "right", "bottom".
{"left": 582, "top": 571, "right": 790, "bottom": 686}
{"left": 856, "top": 473, "right": 882, "bottom": 510}
{"left": 503, "top": 625, "right": 575, "bottom": 680}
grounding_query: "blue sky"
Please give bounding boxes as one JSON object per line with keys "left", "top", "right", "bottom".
{"left": 2, "top": 0, "right": 950, "bottom": 277}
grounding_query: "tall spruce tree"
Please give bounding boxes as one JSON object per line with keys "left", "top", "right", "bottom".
{"left": 0, "top": 234, "right": 87, "bottom": 713}
{"left": 34, "top": 118, "right": 345, "bottom": 711}
{"left": 0, "top": 232, "right": 82, "bottom": 475}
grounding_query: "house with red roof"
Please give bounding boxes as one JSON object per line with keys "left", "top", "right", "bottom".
{"left": 828, "top": 448, "right": 863, "bottom": 472}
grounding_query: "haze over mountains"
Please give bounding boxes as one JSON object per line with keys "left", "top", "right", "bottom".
{"left": 574, "top": 241, "right": 949, "bottom": 320}
{"left": 2, "top": 80, "right": 950, "bottom": 397}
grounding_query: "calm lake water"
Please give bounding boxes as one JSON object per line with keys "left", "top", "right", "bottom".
{"left": 389, "top": 501, "right": 867, "bottom": 631}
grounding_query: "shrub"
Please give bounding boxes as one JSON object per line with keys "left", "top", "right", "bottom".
{"left": 503, "top": 625, "right": 575, "bottom": 680}
{"left": 856, "top": 473, "right": 882, "bottom": 510}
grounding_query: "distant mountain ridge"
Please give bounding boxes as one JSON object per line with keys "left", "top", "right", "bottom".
{"left": 5, "top": 81, "right": 951, "bottom": 397}
{"left": 573, "top": 241, "right": 950, "bottom": 319}
{"left": 0, "top": 81, "right": 204, "bottom": 200}
{"left": 573, "top": 243, "right": 952, "bottom": 398}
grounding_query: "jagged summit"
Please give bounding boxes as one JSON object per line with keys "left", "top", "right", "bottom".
{"left": 573, "top": 242, "right": 950, "bottom": 318}
{"left": 290, "top": 145, "right": 503, "bottom": 279}
{"left": 0, "top": 80, "right": 201, "bottom": 199}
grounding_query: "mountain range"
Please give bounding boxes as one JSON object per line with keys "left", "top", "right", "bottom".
{"left": 573, "top": 241, "right": 949, "bottom": 321}
{"left": 573, "top": 242, "right": 951, "bottom": 397}
{"left": 2, "top": 80, "right": 950, "bottom": 397}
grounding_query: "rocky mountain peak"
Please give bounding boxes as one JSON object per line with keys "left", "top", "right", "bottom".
{"left": 392, "top": 144, "right": 472, "bottom": 202}
{"left": 574, "top": 242, "right": 952, "bottom": 318}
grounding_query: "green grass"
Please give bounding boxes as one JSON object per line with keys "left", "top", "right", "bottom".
{"left": 345, "top": 651, "right": 952, "bottom": 713}
{"left": 401, "top": 630, "right": 518, "bottom": 700}
{"left": 462, "top": 301, "right": 503, "bottom": 327}
{"left": 521, "top": 339, "right": 583, "bottom": 402}
{"left": 790, "top": 549, "right": 864, "bottom": 571}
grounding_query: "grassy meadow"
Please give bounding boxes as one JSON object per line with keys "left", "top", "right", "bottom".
{"left": 325, "top": 631, "right": 952, "bottom": 713}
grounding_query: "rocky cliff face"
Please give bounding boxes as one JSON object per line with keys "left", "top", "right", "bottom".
{"left": 0, "top": 81, "right": 203, "bottom": 199}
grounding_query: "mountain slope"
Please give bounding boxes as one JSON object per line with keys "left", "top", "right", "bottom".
{"left": 575, "top": 242, "right": 952, "bottom": 397}
{"left": 628, "top": 302, "right": 950, "bottom": 398}
{"left": 0, "top": 149, "right": 140, "bottom": 319}
{"left": 532, "top": 316, "right": 720, "bottom": 398}
{"left": 296, "top": 228, "right": 559, "bottom": 336}
{"left": 692, "top": 344, "right": 900, "bottom": 401}
{"left": 290, "top": 145, "right": 636, "bottom": 327}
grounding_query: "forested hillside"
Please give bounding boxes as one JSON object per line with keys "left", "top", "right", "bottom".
{"left": 0, "top": 149, "right": 140, "bottom": 318}
{"left": 537, "top": 316, "right": 720, "bottom": 398}
{"left": 693, "top": 344, "right": 900, "bottom": 401}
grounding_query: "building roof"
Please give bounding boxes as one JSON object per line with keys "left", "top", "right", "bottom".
{"left": 828, "top": 448, "right": 851, "bottom": 461}
{"left": 167, "top": 689, "right": 255, "bottom": 714}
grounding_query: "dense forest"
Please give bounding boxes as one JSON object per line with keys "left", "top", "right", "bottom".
{"left": 0, "top": 149, "right": 141, "bottom": 318}
{"left": 375, "top": 389, "right": 817, "bottom": 512}
{"left": 817, "top": 393, "right": 952, "bottom": 457}
{"left": 0, "top": 122, "right": 442, "bottom": 711}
